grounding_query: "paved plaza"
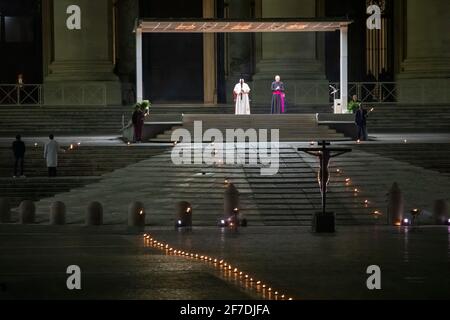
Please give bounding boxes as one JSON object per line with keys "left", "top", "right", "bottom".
{"left": 0, "top": 225, "right": 449, "bottom": 299}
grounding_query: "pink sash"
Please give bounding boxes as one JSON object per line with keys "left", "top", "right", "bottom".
{"left": 273, "top": 91, "right": 285, "bottom": 113}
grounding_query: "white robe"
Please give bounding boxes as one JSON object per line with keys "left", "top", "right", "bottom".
{"left": 234, "top": 83, "right": 251, "bottom": 115}
{"left": 44, "top": 140, "right": 60, "bottom": 168}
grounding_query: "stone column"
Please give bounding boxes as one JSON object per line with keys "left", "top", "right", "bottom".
{"left": 397, "top": 0, "right": 450, "bottom": 104}
{"left": 203, "top": 0, "right": 217, "bottom": 104}
{"left": 252, "top": 0, "right": 327, "bottom": 105}
{"left": 42, "top": 0, "right": 121, "bottom": 105}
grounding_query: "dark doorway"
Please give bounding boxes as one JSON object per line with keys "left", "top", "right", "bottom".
{"left": 139, "top": 0, "right": 203, "bottom": 103}
{"left": 324, "top": 0, "right": 395, "bottom": 82}
{"left": 0, "top": 0, "right": 43, "bottom": 83}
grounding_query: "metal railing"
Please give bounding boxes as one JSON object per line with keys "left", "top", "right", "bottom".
{"left": 0, "top": 83, "right": 107, "bottom": 106}
{"left": 330, "top": 82, "right": 397, "bottom": 104}
{"left": 1, "top": 82, "right": 398, "bottom": 107}
{"left": 0, "top": 84, "right": 42, "bottom": 106}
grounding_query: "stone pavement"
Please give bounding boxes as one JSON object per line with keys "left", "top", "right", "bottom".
{"left": 0, "top": 226, "right": 253, "bottom": 300}
{"left": 0, "top": 225, "right": 449, "bottom": 299}
{"left": 148, "top": 226, "right": 450, "bottom": 300}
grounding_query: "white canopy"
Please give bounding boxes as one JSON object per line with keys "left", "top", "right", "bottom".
{"left": 135, "top": 18, "right": 352, "bottom": 112}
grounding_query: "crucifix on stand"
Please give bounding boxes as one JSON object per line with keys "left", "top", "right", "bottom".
{"left": 298, "top": 141, "right": 352, "bottom": 233}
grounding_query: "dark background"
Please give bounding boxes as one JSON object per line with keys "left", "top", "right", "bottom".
{"left": 0, "top": 0, "right": 42, "bottom": 84}
{"left": 140, "top": 0, "right": 204, "bottom": 103}
{"left": 0, "top": 0, "right": 395, "bottom": 101}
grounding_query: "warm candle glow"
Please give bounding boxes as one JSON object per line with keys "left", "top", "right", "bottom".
{"left": 141, "top": 234, "right": 292, "bottom": 301}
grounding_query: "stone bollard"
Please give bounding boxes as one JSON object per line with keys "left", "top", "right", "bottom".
{"left": 387, "top": 182, "right": 403, "bottom": 225}
{"left": 433, "top": 200, "right": 449, "bottom": 225}
{"left": 19, "top": 200, "right": 35, "bottom": 224}
{"left": 0, "top": 198, "right": 11, "bottom": 223}
{"left": 175, "top": 201, "right": 192, "bottom": 228}
{"left": 128, "top": 201, "right": 146, "bottom": 227}
{"left": 86, "top": 201, "right": 103, "bottom": 226}
{"left": 50, "top": 201, "right": 66, "bottom": 225}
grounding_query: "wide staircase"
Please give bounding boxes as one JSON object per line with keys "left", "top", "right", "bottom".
{"left": 27, "top": 145, "right": 381, "bottom": 226}
{"left": 354, "top": 143, "right": 450, "bottom": 176}
{"left": 366, "top": 103, "right": 450, "bottom": 132}
{"left": 149, "top": 114, "right": 347, "bottom": 143}
{"left": 1, "top": 103, "right": 448, "bottom": 137}
{"left": 0, "top": 145, "right": 168, "bottom": 207}
{"left": 3, "top": 139, "right": 449, "bottom": 226}
{"left": 0, "top": 105, "right": 132, "bottom": 136}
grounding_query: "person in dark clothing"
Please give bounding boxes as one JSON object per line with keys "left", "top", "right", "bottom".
{"left": 12, "top": 135, "right": 26, "bottom": 178}
{"left": 355, "top": 105, "right": 369, "bottom": 141}
{"left": 131, "top": 105, "right": 145, "bottom": 143}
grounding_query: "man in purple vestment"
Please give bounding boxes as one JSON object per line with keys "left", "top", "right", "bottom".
{"left": 271, "top": 75, "right": 286, "bottom": 114}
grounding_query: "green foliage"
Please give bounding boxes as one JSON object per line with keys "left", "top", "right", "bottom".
{"left": 347, "top": 100, "right": 361, "bottom": 113}
{"left": 135, "top": 100, "right": 151, "bottom": 112}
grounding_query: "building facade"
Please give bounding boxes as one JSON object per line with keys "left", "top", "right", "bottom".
{"left": 0, "top": 0, "right": 449, "bottom": 105}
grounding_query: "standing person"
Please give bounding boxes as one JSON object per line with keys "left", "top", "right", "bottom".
{"left": 131, "top": 104, "right": 145, "bottom": 143}
{"left": 17, "top": 73, "right": 24, "bottom": 104}
{"left": 355, "top": 104, "right": 369, "bottom": 141}
{"left": 44, "top": 134, "right": 63, "bottom": 177}
{"left": 233, "top": 78, "right": 251, "bottom": 115}
{"left": 12, "top": 134, "right": 26, "bottom": 178}
{"left": 271, "top": 75, "right": 286, "bottom": 114}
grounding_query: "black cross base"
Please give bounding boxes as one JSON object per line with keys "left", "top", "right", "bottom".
{"left": 312, "top": 212, "right": 336, "bottom": 233}
{"left": 298, "top": 141, "right": 352, "bottom": 233}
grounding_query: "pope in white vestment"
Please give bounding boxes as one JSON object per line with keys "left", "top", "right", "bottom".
{"left": 234, "top": 79, "right": 251, "bottom": 115}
